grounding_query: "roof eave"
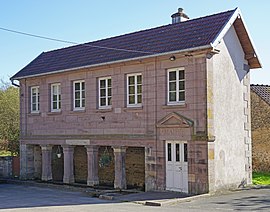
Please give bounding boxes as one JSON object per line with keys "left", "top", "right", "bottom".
{"left": 11, "top": 44, "right": 212, "bottom": 80}
{"left": 211, "top": 7, "right": 262, "bottom": 69}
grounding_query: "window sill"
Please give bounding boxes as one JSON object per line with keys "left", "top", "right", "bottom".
{"left": 70, "top": 109, "right": 86, "bottom": 114}
{"left": 47, "top": 111, "right": 62, "bottom": 115}
{"left": 124, "top": 106, "right": 143, "bottom": 112}
{"left": 162, "top": 103, "right": 187, "bottom": 109}
{"left": 96, "top": 108, "right": 113, "bottom": 113}
{"left": 28, "top": 112, "right": 41, "bottom": 116}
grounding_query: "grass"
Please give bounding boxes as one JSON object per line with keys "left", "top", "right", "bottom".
{"left": 253, "top": 172, "right": 270, "bottom": 185}
{"left": 0, "top": 150, "right": 12, "bottom": 156}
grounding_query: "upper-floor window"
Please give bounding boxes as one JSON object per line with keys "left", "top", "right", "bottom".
{"left": 51, "top": 83, "right": 61, "bottom": 112}
{"left": 127, "top": 73, "right": 142, "bottom": 107}
{"left": 31, "top": 86, "right": 39, "bottom": 113}
{"left": 73, "top": 80, "right": 85, "bottom": 110}
{"left": 99, "top": 77, "right": 112, "bottom": 109}
{"left": 167, "top": 68, "right": 185, "bottom": 105}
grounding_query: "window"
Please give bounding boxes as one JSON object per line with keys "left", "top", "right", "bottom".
{"left": 73, "top": 80, "right": 85, "bottom": 110}
{"left": 31, "top": 86, "right": 39, "bottom": 113}
{"left": 167, "top": 68, "right": 185, "bottom": 104}
{"left": 51, "top": 83, "right": 61, "bottom": 112}
{"left": 99, "top": 77, "right": 112, "bottom": 109}
{"left": 127, "top": 73, "right": 142, "bottom": 107}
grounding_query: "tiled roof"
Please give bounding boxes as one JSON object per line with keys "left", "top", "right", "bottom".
{"left": 11, "top": 9, "right": 237, "bottom": 80}
{"left": 251, "top": 84, "right": 270, "bottom": 105}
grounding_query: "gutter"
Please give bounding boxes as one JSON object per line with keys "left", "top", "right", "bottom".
{"left": 11, "top": 79, "right": 20, "bottom": 87}
{"left": 11, "top": 44, "right": 212, "bottom": 80}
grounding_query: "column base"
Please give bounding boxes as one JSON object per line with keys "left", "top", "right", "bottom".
{"left": 63, "top": 177, "right": 75, "bottom": 184}
{"left": 87, "top": 180, "right": 99, "bottom": 186}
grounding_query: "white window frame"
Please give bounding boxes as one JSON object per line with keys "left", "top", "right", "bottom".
{"left": 51, "top": 83, "right": 61, "bottom": 112}
{"left": 73, "top": 80, "right": 85, "bottom": 111}
{"left": 30, "top": 86, "right": 40, "bottom": 113}
{"left": 167, "top": 68, "right": 185, "bottom": 105}
{"left": 98, "top": 77, "right": 112, "bottom": 109}
{"left": 127, "top": 73, "right": 142, "bottom": 107}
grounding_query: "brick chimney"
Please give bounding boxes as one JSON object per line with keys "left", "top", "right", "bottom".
{"left": 171, "top": 8, "right": 189, "bottom": 24}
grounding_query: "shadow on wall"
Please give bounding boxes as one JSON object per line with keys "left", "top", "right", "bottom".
{"left": 223, "top": 26, "right": 249, "bottom": 82}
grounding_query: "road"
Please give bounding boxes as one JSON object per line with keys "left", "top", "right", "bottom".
{"left": 0, "top": 183, "right": 269, "bottom": 211}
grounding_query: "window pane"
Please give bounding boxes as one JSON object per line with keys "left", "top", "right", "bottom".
{"left": 169, "top": 71, "right": 176, "bottom": 81}
{"left": 100, "top": 80, "right": 106, "bottom": 88}
{"left": 137, "top": 75, "right": 142, "bottom": 84}
{"left": 169, "top": 92, "right": 176, "bottom": 101}
{"left": 75, "top": 100, "right": 80, "bottom": 107}
{"left": 32, "top": 96, "right": 36, "bottom": 103}
{"left": 179, "top": 81, "right": 185, "bottom": 90}
{"left": 137, "top": 94, "right": 142, "bottom": 104}
{"left": 59, "top": 101, "right": 61, "bottom": 109}
{"left": 82, "top": 99, "right": 85, "bottom": 107}
{"left": 108, "top": 78, "right": 111, "bottom": 87}
{"left": 81, "top": 82, "right": 85, "bottom": 90}
{"left": 100, "top": 98, "right": 106, "bottom": 106}
{"left": 59, "top": 94, "right": 61, "bottom": 101}
{"left": 100, "top": 89, "right": 106, "bottom": 97}
{"left": 53, "top": 102, "right": 57, "bottom": 109}
{"left": 179, "top": 91, "right": 185, "bottom": 101}
{"left": 129, "top": 86, "right": 135, "bottom": 94}
{"left": 167, "top": 143, "right": 172, "bottom": 161}
{"left": 108, "top": 97, "right": 112, "bottom": 105}
{"left": 82, "top": 90, "right": 85, "bottom": 98}
{"left": 32, "top": 88, "right": 37, "bottom": 95}
{"left": 75, "top": 83, "right": 80, "bottom": 90}
{"left": 32, "top": 103, "right": 36, "bottom": 111}
{"left": 75, "top": 91, "right": 80, "bottom": 99}
{"left": 169, "top": 82, "right": 176, "bottom": 91}
{"left": 137, "top": 85, "right": 142, "bottom": 94}
{"left": 53, "top": 95, "right": 57, "bottom": 101}
{"left": 176, "top": 144, "right": 180, "bottom": 162}
{"left": 129, "top": 95, "right": 135, "bottom": 104}
{"left": 108, "top": 88, "right": 112, "bottom": 96}
{"left": 128, "top": 76, "right": 135, "bottom": 85}
{"left": 184, "top": 143, "right": 188, "bottom": 162}
{"left": 179, "top": 70, "right": 184, "bottom": 80}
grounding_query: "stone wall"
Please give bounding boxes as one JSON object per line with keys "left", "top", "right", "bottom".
{"left": 251, "top": 91, "right": 270, "bottom": 172}
{"left": 0, "top": 156, "right": 12, "bottom": 178}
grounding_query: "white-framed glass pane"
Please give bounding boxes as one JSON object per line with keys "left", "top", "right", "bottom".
{"left": 99, "top": 77, "right": 112, "bottom": 108}
{"left": 127, "top": 73, "right": 142, "bottom": 106}
{"left": 168, "top": 68, "right": 185, "bottom": 104}
{"left": 167, "top": 143, "right": 172, "bottom": 162}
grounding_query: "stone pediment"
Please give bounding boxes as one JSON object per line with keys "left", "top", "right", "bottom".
{"left": 156, "top": 112, "right": 193, "bottom": 128}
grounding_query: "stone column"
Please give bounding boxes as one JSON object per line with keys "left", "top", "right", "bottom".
{"left": 62, "top": 145, "right": 75, "bottom": 184}
{"left": 20, "top": 144, "right": 35, "bottom": 180}
{"left": 41, "top": 145, "right": 53, "bottom": 181}
{"left": 113, "top": 146, "right": 127, "bottom": 190}
{"left": 85, "top": 145, "right": 99, "bottom": 186}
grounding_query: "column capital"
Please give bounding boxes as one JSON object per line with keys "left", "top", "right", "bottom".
{"left": 85, "top": 145, "right": 99, "bottom": 153}
{"left": 112, "top": 146, "right": 127, "bottom": 153}
{"left": 40, "top": 145, "right": 52, "bottom": 151}
{"left": 61, "top": 145, "right": 75, "bottom": 151}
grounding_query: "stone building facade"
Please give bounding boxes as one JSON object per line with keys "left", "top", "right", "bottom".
{"left": 251, "top": 85, "right": 270, "bottom": 172}
{"left": 11, "top": 8, "right": 261, "bottom": 194}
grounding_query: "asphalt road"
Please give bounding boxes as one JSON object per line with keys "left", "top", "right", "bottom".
{"left": 0, "top": 183, "right": 269, "bottom": 211}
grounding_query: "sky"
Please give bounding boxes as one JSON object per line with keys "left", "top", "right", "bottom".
{"left": 0, "top": 0, "right": 269, "bottom": 85}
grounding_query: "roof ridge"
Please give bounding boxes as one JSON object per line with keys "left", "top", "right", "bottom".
{"left": 43, "top": 8, "right": 237, "bottom": 55}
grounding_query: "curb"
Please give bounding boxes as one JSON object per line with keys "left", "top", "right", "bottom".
{"left": 143, "top": 193, "right": 211, "bottom": 206}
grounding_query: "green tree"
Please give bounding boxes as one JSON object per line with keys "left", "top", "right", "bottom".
{"left": 0, "top": 80, "right": 20, "bottom": 155}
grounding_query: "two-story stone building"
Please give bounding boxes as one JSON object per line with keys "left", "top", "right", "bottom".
{"left": 11, "top": 8, "right": 261, "bottom": 194}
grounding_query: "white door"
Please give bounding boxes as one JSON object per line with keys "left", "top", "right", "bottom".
{"left": 166, "top": 141, "right": 188, "bottom": 193}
